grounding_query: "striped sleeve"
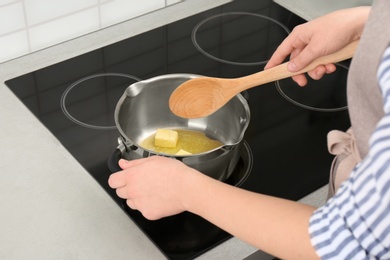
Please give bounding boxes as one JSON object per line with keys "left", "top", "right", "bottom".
{"left": 308, "top": 46, "right": 390, "bottom": 259}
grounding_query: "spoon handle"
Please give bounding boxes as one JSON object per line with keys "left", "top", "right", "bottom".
{"left": 238, "top": 40, "right": 359, "bottom": 89}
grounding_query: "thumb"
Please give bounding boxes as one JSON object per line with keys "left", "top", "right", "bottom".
{"left": 118, "top": 158, "right": 137, "bottom": 169}
{"left": 287, "top": 45, "right": 319, "bottom": 72}
{"left": 118, "top": 157, "right": 152, "bottom": 169}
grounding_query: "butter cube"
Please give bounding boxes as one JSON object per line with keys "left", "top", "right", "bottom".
{"left": 175, "top": 149, "right": 192, "bottom": 156}
{"left": 154, "top": 129, "right": 178, "bottom": 148}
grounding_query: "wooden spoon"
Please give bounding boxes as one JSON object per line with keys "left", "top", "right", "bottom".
{"left": 169, "top": 40, "right": 359, "bottom": 118}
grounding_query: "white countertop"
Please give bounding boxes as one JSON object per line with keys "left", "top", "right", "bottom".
{"left": 0, "top": 1, "right": 359, "bottom": 259}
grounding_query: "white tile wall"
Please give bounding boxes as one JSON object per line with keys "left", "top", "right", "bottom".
{"left": 24, "top": 0, "right": 98, "bottom": 26}
{"left": 100, "top": 0, "right": 165, "bottom": 28}
{"left": 0, "top": 2, "right": 25, "bottom": 35}
{"left": 0, "top": 0, "right": 18, "bottom": 5}
{"left": 0, "top": 0, "right": 183, "bottom": 63}
{"left": 29, "top": 7, "right": 100, "bottom": 51}
{"left": 0, "top": 31, "right": 29, "bottom": 62}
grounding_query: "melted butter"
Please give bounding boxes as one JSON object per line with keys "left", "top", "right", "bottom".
{"left": 140, "top": 129, "right": 223, "bottom": 155}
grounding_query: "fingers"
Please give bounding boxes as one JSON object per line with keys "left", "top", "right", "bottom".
{"left": 109, "top": 157, "right": 159, "bottom": 188}
{"left": 265, "top": 46, "right": 291, "bottom": 69}
{"left": 126, "top": 199, "right": 137, "bottom": 210}
{"left": 307, "top": 66, "right": 327, "bottom": 80}
{"left": 265, "top": 34, "right": 316, "bottom": 86}
{"left": 118, "top": 156, "right": 167, "bottom": 169}
{"left": 118, "top": 158, "right": 131, "bottom": 169}
{"left": 115, "top": 186, "right": 129, "bottom": 199}
{"left": 292, "top": 63, "right": 337, "bottom": 86}
{"left": 307, "top": 64, "right": 337, "bottom": 80}
{"left": 265, "top": 38, "right": 296, "bottom": 70}
{"left": 289, "top": 48, "right": 309, "bottom": 86}
{"left": 292, "top": 74, "right": 308, "bottom": 87}
{"left": 109, "top": 158, "right": 147, "bottom": 188}
{"left": 325, "top": 63, "right": 337, "bottom": 74}
{"left": 118, "top": 158, "right": 148, "bottom": 169}
{"left": 108, "top": 170, "right": 127, "bottom": 189}
{"left": 287, "top": 44, "right": 318, "bottom": 72}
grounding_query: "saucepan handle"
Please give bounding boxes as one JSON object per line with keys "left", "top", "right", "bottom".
{"left": 107, "top": 148, "right": 123, "bottom": 173}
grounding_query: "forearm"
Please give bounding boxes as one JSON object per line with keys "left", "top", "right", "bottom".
{"left": 183, "top": 173, "right": 319, "bottom": 260}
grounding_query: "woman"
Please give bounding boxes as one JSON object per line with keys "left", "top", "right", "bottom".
{"left": 108, "top": 1, "right": 390, "bottom": 259}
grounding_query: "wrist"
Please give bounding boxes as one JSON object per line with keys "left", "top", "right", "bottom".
{"left": 180, "top": 168, "right": 214, "bottom": 215}
{"left": 179, "top": 167, "right": 200, "bottom": 213}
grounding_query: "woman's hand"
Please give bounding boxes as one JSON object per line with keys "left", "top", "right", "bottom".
{"left": 265, "top": 6, "right": 370, "bottom": 86}
{"left": 108, "top": 156, "right": 199, "bottom": 220}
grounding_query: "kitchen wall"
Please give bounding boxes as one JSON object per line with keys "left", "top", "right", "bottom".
{"left": 0, "top": 0, "right": 182, "bottom": 63}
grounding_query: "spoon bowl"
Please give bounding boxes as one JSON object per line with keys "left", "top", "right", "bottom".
{"left": 169, "top": 77, "right": 240, "bottom": 119}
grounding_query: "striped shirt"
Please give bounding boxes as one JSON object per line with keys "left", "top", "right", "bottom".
{"left": 309, "top": 46, "right": 390, "bottom": 259}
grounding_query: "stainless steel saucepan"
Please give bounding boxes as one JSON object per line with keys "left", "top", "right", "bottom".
{"left": 111, "top": 73, "right": 250, "bottom": 181}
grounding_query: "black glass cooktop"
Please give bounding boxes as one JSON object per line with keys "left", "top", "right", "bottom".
{"left": 4, "top": 0, "right": 350, "bottom": 259}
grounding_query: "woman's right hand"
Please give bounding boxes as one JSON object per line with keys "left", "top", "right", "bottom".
{"left": 265, "top": 6, "right": 370, "bottom": 86}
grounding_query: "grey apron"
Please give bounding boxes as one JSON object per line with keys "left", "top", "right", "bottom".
{"left": 327, "top": 0, "right": 390, "bottom": 197}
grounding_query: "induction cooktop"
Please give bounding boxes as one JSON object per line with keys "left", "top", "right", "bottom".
{"left": 4, "top": 0, "right": 351, "bottom": 259}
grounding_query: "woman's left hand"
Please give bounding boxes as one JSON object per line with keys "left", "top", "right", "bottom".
{"left": 108, "top": 156, "right": 198, "bottom": 220}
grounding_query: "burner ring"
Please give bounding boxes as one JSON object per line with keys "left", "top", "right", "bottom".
{"left": 275, "top": 63, "right": 349, "bottom": 112}
{"left": 192, "top": 12, "right": 290, "bottom": 66}
{"left": 228, "top": 140, "right": 253, "bottom": 187}
{"left": 60, "top": 73, "right": 141, "bottom": 130}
